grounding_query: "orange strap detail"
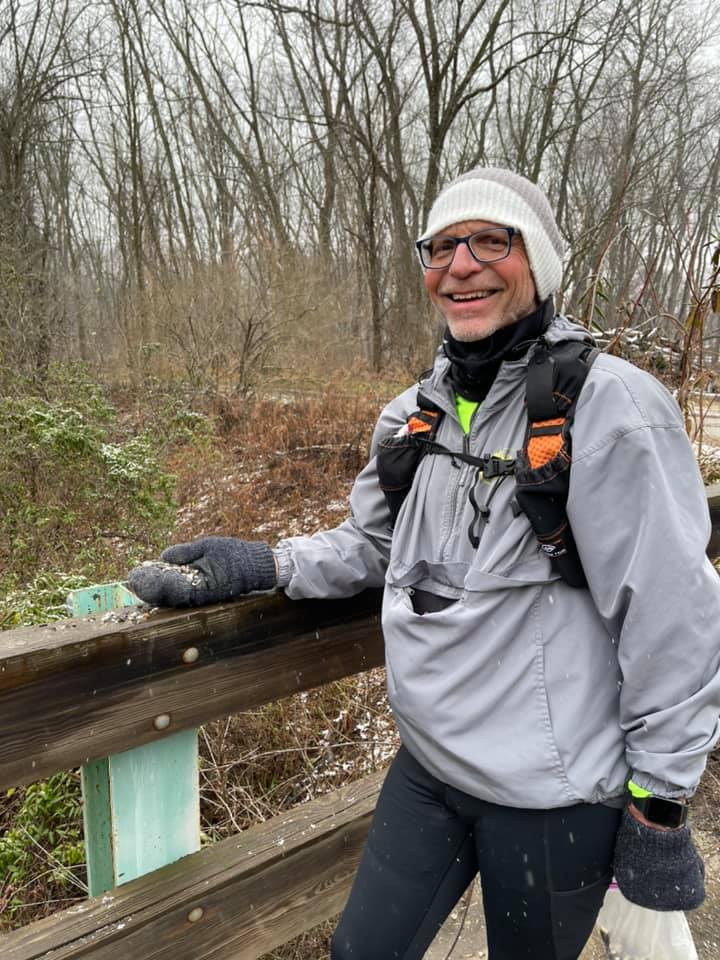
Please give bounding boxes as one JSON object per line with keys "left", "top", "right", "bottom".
{"left": 527, "top": 418, "right": 565, "bottom": 469}
{"left": 407, "top": 412, "right": 438, "bottom": 434}
{"left": 533, "top": 417, "right": 564, "bottom": 428}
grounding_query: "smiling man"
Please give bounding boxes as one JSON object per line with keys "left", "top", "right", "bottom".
{"left": 128, "top": 168, "right": 720, "bottom": 960}
{"left": 420, "top": 220, "right": 538, "bottom": 339}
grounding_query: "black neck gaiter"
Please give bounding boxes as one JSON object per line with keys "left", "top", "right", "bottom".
{"left": 442, "top": 298, "right": 553, "bottom": 402}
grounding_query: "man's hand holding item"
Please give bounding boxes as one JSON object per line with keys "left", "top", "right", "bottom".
{"left": 127, "top": 536, "right": 277, "bottom": 607}
{"left": 613, "top": 804, "right": 705, "bottom": 911}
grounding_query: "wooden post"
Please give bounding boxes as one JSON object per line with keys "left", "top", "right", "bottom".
{"left": 67, "top": 584, "right": 201, "bottom": 896}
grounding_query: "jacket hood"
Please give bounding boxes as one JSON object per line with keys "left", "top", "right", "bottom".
{"left": 541, "top": 313, "right": 597, "bottom": 348}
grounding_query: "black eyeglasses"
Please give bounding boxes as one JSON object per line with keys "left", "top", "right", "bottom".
{"left": 416, "top": 226, "right": 518, "bottom": 270}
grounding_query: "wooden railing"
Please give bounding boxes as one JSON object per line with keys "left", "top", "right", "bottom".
{"left": 1, "top": 483, "right": 719, "bottom": 960}
{"left": 1, "top": 590, "right": 385, "bottom": 960}
{"left": 0, "top": 590, "right": 383, "bottom": 791}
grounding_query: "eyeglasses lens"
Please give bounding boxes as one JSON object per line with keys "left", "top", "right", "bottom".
{"left": 469, "top": 230, "right": 512, "bottom": 261}
{"left": 421, "top": 229, "right": 511, "bottom": 268}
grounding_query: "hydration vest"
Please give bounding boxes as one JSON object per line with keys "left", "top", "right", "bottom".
{"left": 375, "top": 337, "right": 599, "bottom": 588}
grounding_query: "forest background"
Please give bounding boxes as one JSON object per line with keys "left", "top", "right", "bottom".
{"left": 1, "top": 0, "right": 719, "bottom": 955}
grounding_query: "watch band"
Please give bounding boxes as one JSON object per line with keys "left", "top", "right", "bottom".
{"left": 630, "top": 793, "right": 689, "bottom": 828}
{"left": 627, "top": 779, "right": 652, "bottom": 799}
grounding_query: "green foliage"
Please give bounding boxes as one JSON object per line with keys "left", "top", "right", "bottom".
{"left": 116, "top": 375, "right": 215, "bottom": 454}
{"left": 0, "top": 366, "right": 207, "bottom": 927}
{"left": 0, "top": 362, "right": 177, "bottom": 581}
{"left": 0, "top": 571, "right": 92, "bottom": 630}
{"left": 0, "top": 772, "right": 85, "bottom": 926}
{"left": 147, "top": 390, "right": 214, "bottom": 452}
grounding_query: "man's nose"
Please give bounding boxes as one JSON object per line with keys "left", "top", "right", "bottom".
{"left": 448, "top": 240, "right": 485, "bottom": 276}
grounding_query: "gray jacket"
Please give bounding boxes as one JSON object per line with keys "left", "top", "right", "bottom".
{"left": 274, "top": 316, "right": 720, "bottom": 808}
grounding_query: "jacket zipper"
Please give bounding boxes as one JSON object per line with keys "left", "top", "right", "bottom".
{"left": 440, "top": 403, "right": 481, "bottom": 560}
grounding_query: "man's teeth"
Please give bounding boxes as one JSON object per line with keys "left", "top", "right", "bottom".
{"left": 450, "top": 291, "right": 496, "bottom": 301}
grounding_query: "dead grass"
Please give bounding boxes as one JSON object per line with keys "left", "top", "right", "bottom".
{"left": 198, "top": 670, "right": 397, "bottom": 840}
{"left": 258, "top": 922, "right": 336, "bottom": 960}
{"left": 691, "top": 752, "right": 720, "bottom": 836}
{"left": 168, "top": 375, "right": 400, "bottom": 543}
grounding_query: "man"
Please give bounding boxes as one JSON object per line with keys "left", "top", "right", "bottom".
{"left": 129, "top": 169, "right": 720, "bottom": 960}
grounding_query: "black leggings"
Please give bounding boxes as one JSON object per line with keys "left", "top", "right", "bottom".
{"left": 331, "top": 747, "right": 621, "bottom": 960}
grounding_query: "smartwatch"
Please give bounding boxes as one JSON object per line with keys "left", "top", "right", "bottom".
{"left": 628, "top": 780, "right": 689, "bottom": 828}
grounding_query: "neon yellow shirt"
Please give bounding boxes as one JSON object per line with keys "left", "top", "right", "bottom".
{"left": 454, "top": 394, "right": 479, "bottom": 435}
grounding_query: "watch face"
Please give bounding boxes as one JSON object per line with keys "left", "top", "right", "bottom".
{"left": 640, "top": 796, "right": 688, "bottom": 828}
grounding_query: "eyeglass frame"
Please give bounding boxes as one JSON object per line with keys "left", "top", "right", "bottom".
{"left": 415, "top": 226, "right": 519, "bottom": 270}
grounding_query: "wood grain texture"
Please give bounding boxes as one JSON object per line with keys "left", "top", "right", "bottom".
{"left": 1, "top": 768, "right": 385, "bottom": 960}
{"left": 0, "top": 590, "right": 384, "bottom": 791}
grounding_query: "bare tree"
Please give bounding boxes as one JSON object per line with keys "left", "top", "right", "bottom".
{"left": 1, "top": 0, "right": 717, "bottom": 382}
{"left": 0, "top": 0, "right": 89, "bottom": 383}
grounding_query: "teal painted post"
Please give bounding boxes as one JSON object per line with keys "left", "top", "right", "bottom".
{"left": 68, "top": 583, "right": 201, "bottom": 895}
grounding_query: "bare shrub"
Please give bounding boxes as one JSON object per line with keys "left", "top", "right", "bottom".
{"left": 136, "top": 263, "right": 278, "bottom": 398}
{"left": 589, "top": 236, "right": 720, "bottom": 479}
{"left": 199, "top": 670, "right": 397, "bottom": 840}
{"left": 169, "top": 373, "right": 406, "bottom": 543}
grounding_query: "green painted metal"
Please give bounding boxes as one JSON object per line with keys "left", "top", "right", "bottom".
{"left": 80, "top": 759, "right": 114, "bottom": 895}
{"left": 66, "top": 582, "right": 138, "bottom": 618}
{"left": 107, "top": 731, "right": 200, "bottom": 884}
{"left": 68, "top": 584, "right": 201, "bottom": 895}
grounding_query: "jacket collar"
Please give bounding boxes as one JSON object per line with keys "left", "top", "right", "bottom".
{"left": 440, "top": 299, "right": 553, "bottom": 402}
{"left": 421, "top": 309, "right": 595, "bottom": 416}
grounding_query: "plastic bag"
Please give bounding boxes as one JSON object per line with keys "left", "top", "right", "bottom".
{"left": 596, "top": 882, "right": 698, "bottom": 960}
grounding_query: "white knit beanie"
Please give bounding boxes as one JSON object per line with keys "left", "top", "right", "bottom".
{"left": 419, "top": 168, "right": 564, "bottom": 301}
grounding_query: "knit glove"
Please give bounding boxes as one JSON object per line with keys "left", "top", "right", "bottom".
{"left": 613, "top": 808, "right": 705, "bottom": 911}
{"left": 127, "top": 537, "right": 277, "bottom": 608}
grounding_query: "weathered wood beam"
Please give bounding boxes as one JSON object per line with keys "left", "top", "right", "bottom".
{"left": 1, "top": 768, "right": 385, "bottom": 960}
{"left": 0, "top": 590, "right": 384, "bottom": 792}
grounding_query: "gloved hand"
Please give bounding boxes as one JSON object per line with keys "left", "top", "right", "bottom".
{"left": 613, "top": 807, "right": 705, "bottom": 911}
{"left": 127, "top": 537, "right": 277, "bottom": 608}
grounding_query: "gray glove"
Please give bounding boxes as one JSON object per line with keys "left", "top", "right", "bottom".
{"left": 613, "top": 808, "right": 705, "bottom": 911}
{"left": 127, "top": 537, "right": 277, "bottom": 608}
